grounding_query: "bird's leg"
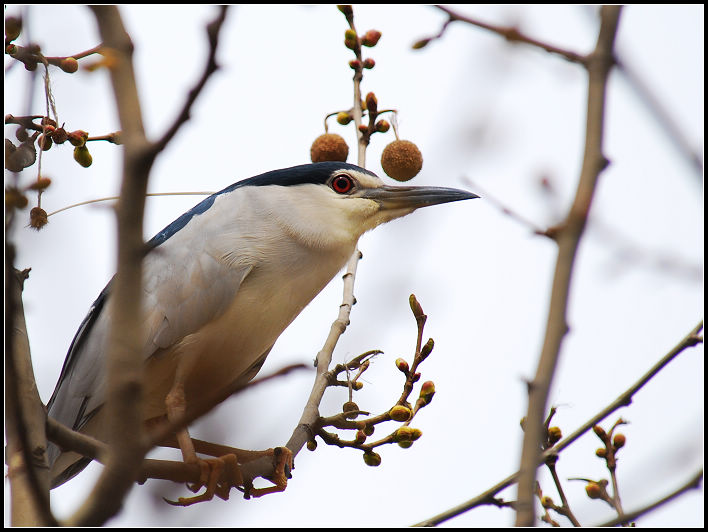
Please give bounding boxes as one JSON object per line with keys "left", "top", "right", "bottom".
{"left": 191, "top": 438, "right": 293, "bottom": 499}
{"left": 162, "top": 382, "right": 291, "bottom": 506}
{"left": 163, "top": 382, "right": 238, "bottom": 505}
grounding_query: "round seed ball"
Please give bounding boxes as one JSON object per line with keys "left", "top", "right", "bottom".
{"left": 310, "top": 133, "right": 349, "bottom": 163}
{"left": 381, "top": 140, "right": 423, "bottom": 181}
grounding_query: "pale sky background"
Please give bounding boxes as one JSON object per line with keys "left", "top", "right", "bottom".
{"left": 5, "top": 5, "right": 703, "bottom": 527}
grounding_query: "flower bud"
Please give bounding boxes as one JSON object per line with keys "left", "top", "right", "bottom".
{"left": 68, "top": 130, "right": 89, "bottom": 147}
{"left": 409, "top": 293, "right": 424, "bottom": 318}
{"left": 59, "top": 57, "right": 79, "bottom": 73}
{"left": 613, "top": 433, "right": 626, "bottom": 449}
{"left": 348, "top": 59, "right": 361, "bottom": 70}
{"left": 365, "top": 92, "right": 378, "bottom": 114}
{"left": 375, "top": 120, "right": 390, "bottom": 133}
{"left": 336, "top": 111, "right": 352, "bottom": 125}
{"left": 344, "top": 29, "right": 358, "bottom": 50}
{"left": 585, "top": 482, "right": 602, "bottom": 499}
{"left": 355, "top": 430, "right": 367, "bottom": 444}
{"left": 362, "top": 58, "right": 375, "bottom": 69}
{"left": 394, "top": 426, "right": 415, "bottom": 442}
{"left": 595, "top": 447, "right": 607, "bottom": 458}
{"left": 28, "top": 177, "right": 52, "bottom": 191}
{"left": 363, "top": 451, "right": 381, "bottom": 467}
{"left": 361, "top": 30, "right": 381, "bottom": 47}
{"left": 362, "top": 424, "right": 375, "bottom": 436}
{"left": 418, "top": 383, "right": 435, "bottom": 407}
{"left": 38, "top": 134, "right": 52, "bottom": 151}
{"left": 337, "top": 5, "right": 353, "bottom": 16}
{"left": 541, "top": 496, "right": 554, "bottom": 509}
{"left": 547, "top": 426, "right": 562, "bottom": 445}
{"left": 593, "top": 425, "right": 606, "bottom": 440}
{"left": 395, "top": 358, "right": 409, "bottom": 373}
{"left": 73, "top": 145, "right": 93, "bottom": 168}
{"left": 419, "top": 338, "right": 434, "bottom": 361}
{"left": 307, "top": 439, "right": 317, "bottom": 451}
{"left": 397, "top": 440, "right": 413, "bottom": 449}
{"left": 389, "top": 405, "right": 412, "bottom": 422}
{"left": 50, "top": 127, "right": 68, "bottom": 144}
{"left": 412, "top": 38, "right": 431, "bottom": 50}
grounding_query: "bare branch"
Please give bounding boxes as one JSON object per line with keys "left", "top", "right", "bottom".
{"left": 414, "top": 319, "right": 700, "bottom": 527}
{"left": 5, "top": 267, "right": 56, "bottom": 526}
{"left": 596, "top": 469, "right": 703, "bottom": 527}
{"left": 515, "top": 6, "right": 622, "bottom": 525}
{"left": 432, "top": 5, "right": 586, "bottom": 64}
{"left": 152, "top": 6, "right": 228, "bottom": 154}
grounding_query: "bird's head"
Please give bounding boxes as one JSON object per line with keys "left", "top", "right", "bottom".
{"left": 243, "top": 162, "right": 479, "bottom": 249}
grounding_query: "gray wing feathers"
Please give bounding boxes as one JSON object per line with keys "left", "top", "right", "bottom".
{"left": 47, "top": 233, "right": 252, "bottom": 466}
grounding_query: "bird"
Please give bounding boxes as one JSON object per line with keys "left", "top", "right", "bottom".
{"left": 46, "top": 161, "right": 478, "bottom": 503}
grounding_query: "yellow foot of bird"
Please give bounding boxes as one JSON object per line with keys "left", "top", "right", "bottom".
{"left": 164, "top": 447, "right": 293, "bottom": 506}
{"left": 165, "top": 454, "right": 239, "bottom": 507}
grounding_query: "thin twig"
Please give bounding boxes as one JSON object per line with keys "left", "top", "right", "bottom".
{"left": 151, "top": 5, "right": 227, "bottom": 155}
{"left": 432, "top": 5, "right": 586, "bottom": 64}
{"left": 596, "top": 469, "right": 703, "bottom": 527}
{"left": 413, "top": 319, "right": 701, "bottom": 526}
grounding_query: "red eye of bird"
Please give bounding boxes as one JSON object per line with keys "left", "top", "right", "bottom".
{"left": 331, "top": 174, "right": 355, "bottom": 194}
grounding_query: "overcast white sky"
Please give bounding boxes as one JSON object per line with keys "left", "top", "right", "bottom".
{"left": 5, "top": 5, "right": 703, "bottom": 527}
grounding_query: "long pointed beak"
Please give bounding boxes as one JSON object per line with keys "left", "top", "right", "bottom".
{"left": 359, "top": 185, "right": 479, "bottom": 211}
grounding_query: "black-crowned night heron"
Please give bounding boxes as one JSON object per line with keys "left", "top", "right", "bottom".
{"left": 47, "top": 162, "right": 478, "bottom": 503}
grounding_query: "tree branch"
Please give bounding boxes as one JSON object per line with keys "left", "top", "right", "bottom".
{"left": 414, "top": 318, "right": 699, "bottom": 527}
{"left": 515, "top": 6, "right": 622, "bottom": 526}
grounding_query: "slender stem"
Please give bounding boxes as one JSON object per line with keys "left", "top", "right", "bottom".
{"left": 413, "top": 319, "right": 700, "bottom": 527}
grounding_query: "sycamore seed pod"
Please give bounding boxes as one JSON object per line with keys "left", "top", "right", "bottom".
{"left": 310, "top": 133, "right": 349, "bottom": 163}
{"left": 30, "top": 206, "right": 48, "bottom": 230}
{"left": 342, "top": 400, "right": 359, "bottom": 419}
{"left": 381, "top": 140, "right": 423, "bottom": 182}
